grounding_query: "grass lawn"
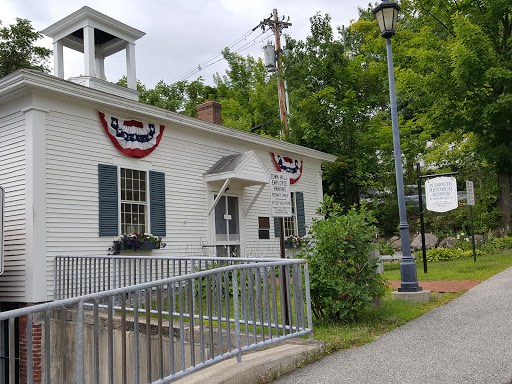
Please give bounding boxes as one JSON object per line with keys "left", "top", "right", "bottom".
{"left": 312, "top": 250, "right": 512, "bottom": 355}
{"left": 382, "top": 250, "right": 512, "bottom": 281}
{"left": 313, "top": 290, "right": 461, "bottom": 354}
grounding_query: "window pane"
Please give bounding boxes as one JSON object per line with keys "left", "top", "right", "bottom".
{"left": 258, "top": 217, "right": 270, "bottom": 229}
{"left": 214, "top": 196, "right": 227, "bottom": 235}
{"left": 227, "top": 196, "right": 239, "bottom": 238}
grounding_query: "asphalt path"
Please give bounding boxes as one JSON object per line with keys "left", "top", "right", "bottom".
{"left": 273, "top": 266, "right": 512, "bottom": 384}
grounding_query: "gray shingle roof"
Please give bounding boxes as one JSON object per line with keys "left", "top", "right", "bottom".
{"left": 204, "top": 152, "right": 250, "bottom": 176}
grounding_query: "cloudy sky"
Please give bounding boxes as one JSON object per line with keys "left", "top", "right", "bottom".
{"left": 3, "top": 0, "right": 374, "bottom": 88}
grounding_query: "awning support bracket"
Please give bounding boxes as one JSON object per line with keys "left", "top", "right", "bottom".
{"left": 207, "top": 178, "right": 231, "bottom": 217}
{"left": 243, "top": 184, "right": 266, "bottom": 218}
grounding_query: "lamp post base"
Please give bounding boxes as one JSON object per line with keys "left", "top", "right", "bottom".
{"left": 399, "top": 257, "right": 422, "bottom": 292}
{"left": 392, "top": 290, "right": 431, "bottom": 302}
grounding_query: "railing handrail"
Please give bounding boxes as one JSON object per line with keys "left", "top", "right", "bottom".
{"left": 53, "top": 255, "right": 286, "bottom": 262}
{"left": 2, "top": 258, "right": 306, "bottom": 321}
{"left": 3, "top": 255, "right": 312, "bottom": 383}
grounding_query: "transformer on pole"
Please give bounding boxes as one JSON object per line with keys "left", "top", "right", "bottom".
{"left": 259, "top": 9, "right": 292, "bottom": 139}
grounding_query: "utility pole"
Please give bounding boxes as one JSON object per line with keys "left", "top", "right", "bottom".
{"left": 259, "top": 9, "right": 292, "bottom": 139}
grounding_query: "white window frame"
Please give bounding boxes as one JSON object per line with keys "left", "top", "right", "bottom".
{"left": 119, "top": 167, "right": 150, "bottom": 235}
{"left": 283, "top": 192, "right": 298, "bottom": 237}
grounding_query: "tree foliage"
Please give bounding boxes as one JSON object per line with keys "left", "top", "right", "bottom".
{"left": 0, "top": 18, "right": 51, "bottom": 77}
{"left": 284, "top": 14, "right": 392, "bottom": 206}
{"left": 388, "top": 0, "right": 512, "bottom": 227}
{"left": 213, "top": 48, "right": 281, "bottom": 136}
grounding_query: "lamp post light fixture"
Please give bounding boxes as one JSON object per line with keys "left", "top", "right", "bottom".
{"left": 373, "top": 0, "right": 421, "bottom": 292}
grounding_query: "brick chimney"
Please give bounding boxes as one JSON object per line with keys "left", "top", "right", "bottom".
{"left": 197, "top": 100, "right": 222, "bottom": 125}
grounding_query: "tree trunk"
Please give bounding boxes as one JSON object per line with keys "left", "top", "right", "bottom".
{"left": 497, "top": 173, "right": 512, "bottom": 230}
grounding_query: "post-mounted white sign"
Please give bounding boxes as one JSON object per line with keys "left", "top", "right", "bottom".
{"left": 466, "top": 180, "right": 475, "bottom": 206}
{"left": 425, "top": 176, "right": 458, "bottom": 213}
{"left": 270, "top": 172, "right": 292, "bottom": 217}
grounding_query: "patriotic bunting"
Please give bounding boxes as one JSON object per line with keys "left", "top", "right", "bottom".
{"left": 271, "top": 152, "right": 303, "bottom": 184}
{"left": 99, "top": 111, "right": 165, "bottom": 158}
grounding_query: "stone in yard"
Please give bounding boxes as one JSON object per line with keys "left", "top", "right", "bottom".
{"left": 411, "top": 233, "right": 439, "bottom": 251}
{"left": 439, "top": 236, "right": 457, "bottom": 249}
{"left": 391, "top": 237, "right": 402, "bottom": 250}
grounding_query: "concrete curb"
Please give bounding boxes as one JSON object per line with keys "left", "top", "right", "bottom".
{"left": 174, "top": 341, "right": 325, "bottom": 384}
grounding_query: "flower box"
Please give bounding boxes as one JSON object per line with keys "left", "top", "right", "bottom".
{"left": 141, "top": 241, "right": 158, "bottom": 250}
{"left": 109, "top": 234, "right": 166, "bottom": 255}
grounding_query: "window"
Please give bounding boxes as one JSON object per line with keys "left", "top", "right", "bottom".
{"left": 283, "top": 192, "right": 297, "bottom": 237}
{"left": 121, "top": 168, "right": 147, "bottom": 234}
{"left": 274, "top": 191, "right": 306, "bottom": 238}
{"left": 98, "top": 164, "right": 166, "bottom": 236}
{"left": 258, "top": 217, "right": 270, "bottom": 239}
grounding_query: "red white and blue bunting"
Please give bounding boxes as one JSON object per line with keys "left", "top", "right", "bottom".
{"left": 99, "top": 111, "right": 165, "bottom": 158}
{"left": 271, "top": 152, "right": 303, "bottom": 184}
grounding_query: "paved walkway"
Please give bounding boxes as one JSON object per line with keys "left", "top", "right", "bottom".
{"left": 273, "top": 267, "right": 512, "bottom": 384}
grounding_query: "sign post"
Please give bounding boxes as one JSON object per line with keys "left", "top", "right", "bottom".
{"left": 269, "top": 172, "right": 291, "bottom": 326}
{"left": 466, "top": 180, "right": 477, "bottom": 261}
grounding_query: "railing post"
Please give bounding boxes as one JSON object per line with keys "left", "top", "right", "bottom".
{"left": 232, "top": 269, "right": 242, "bottom": 363}
{"left": 304, "top": 262, "right": 313, "bottom": 340}
{"left": 76, "top": 299, "right": 84, "bottom": 384}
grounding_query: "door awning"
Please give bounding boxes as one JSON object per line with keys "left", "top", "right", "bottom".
{"left": 204, "top": 151, "right": 268, "bottom": 217}
{"left": 204, "top": 151, "right": 268, "bottom": 187}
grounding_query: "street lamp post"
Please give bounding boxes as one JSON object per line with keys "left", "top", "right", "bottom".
{"left": 373, "top": 0, "right": 421, "bottom": 292}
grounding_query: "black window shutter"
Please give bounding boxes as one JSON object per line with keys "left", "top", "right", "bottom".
{"left": 296, "top": 192, "right": 306, "bottom": 237}
{"left": 274, "top": 217, "right": 280, "bottom": 238}
{"left": 149, "top": 171, "right": 166, "bottom": 236}
{"left": 98, "top": 164, "right": 118, "bottom": 236}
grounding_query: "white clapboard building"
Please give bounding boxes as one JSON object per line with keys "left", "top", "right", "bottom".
{"left": 0, "top": 7, "right": 336, "bottom": 306}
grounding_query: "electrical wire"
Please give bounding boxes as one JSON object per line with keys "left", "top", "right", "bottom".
{"left": 171, "top": 27, "right": 274, "bottom": 83}
{"left": 171, "top": 27, "right": 257, "bottom": 83}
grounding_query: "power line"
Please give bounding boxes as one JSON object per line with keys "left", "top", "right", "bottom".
{"left": 171, "top": 30, "right": 274, "bottom": 83}
{"left": 171, "top": 27, "right": 264, "bottom": 83}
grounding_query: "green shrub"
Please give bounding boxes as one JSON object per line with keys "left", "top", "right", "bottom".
{"left": 481, "top": 235, "right": 512, "bottom": 254}
{"left": 422, "top": 248, "right": 483, "bottom": 262}
{"left": 300, "top": 197, "right": 386, "bottom": 321}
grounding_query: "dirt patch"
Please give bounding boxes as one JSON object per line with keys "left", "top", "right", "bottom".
{"left": 386, "top": 280, "right": 482, "bottom": 293}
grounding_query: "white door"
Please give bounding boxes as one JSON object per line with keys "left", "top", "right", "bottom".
{"left": 214, "top": 194, "right": 241, "bottom": 257}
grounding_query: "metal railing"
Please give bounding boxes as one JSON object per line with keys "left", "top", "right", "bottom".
{"left": 1, "top": 257, "right": 312, "bottom": 383}
{"left": 54, "top": 255, "right": 287, "bottom": 300}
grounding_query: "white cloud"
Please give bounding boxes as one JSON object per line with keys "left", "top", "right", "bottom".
{"left": 2, "top": 0, "right": 374, "bottom": 87}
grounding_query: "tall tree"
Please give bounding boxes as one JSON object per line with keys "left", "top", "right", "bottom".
{"left": 0, "top": 18, "right": 51, "bottom": 77}
{"left": 284, "top": 14, "right": 391, "bottom": 207}
{"left": 213, "top": 48, "right": 282, "bottom": 136}
{"left": 391, "top": 0, "right": 512, "bottom": 228}
{"left": 117, "top": 76, "right": 217, "bottom": 117}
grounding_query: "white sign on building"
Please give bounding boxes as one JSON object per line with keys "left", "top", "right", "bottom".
{"left": 270, "top": 172, "right": 292, "bottom": 217}
{"left": 425, "top": 176, "right": 458, "bottom": 213}
{"left": 466, "top": 180, "right": 475, "bottom": 206}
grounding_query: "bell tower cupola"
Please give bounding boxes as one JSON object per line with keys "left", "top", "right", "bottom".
{"left": 42, "top": 7, "right": 145, "bottom": 100}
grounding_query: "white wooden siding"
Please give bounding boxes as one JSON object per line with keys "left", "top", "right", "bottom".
{"left": 9, "top": 96, "right": 326, "bottom": 300}
{"left": 0, "top": 112, "right": 26, "bottom": 301}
